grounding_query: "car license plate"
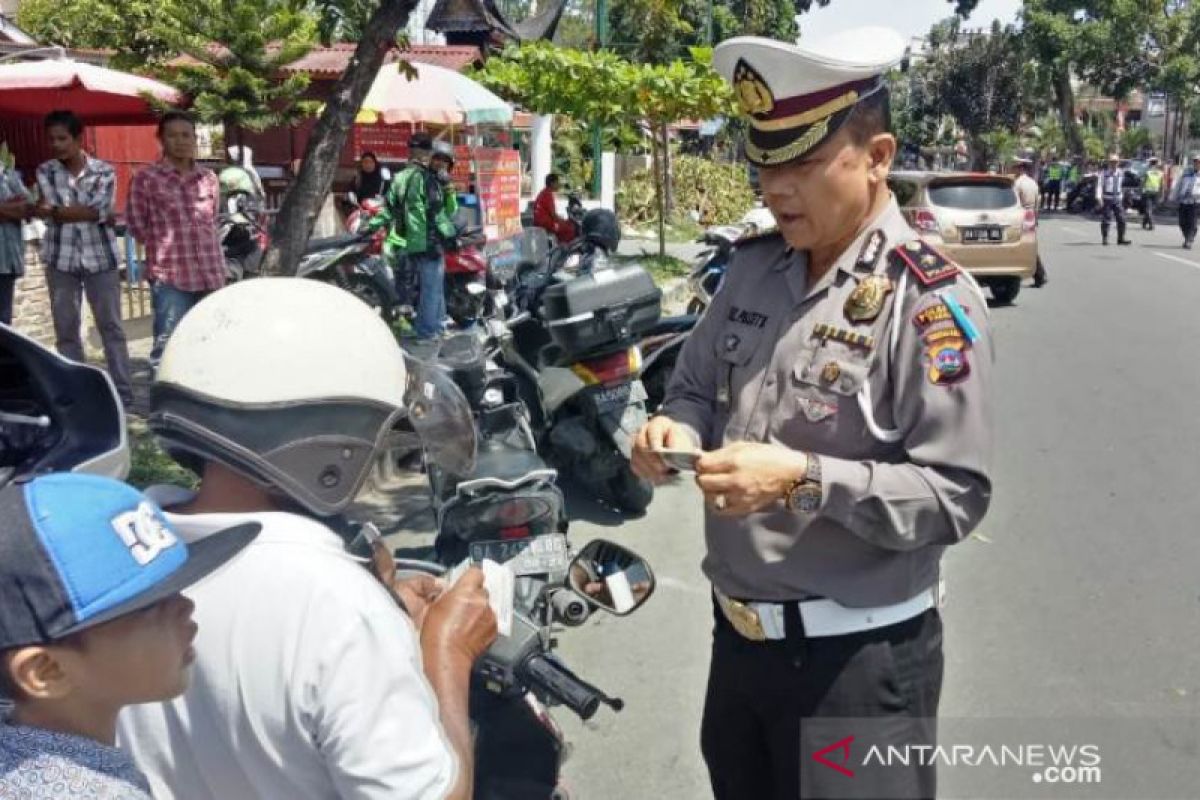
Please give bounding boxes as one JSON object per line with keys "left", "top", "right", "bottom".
{"left": 962, "top": 226, "right": 1004, "bottom": 243}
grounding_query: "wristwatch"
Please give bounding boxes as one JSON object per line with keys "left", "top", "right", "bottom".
{"left": 784, "top": 454, "right": 823, "bottom": 513}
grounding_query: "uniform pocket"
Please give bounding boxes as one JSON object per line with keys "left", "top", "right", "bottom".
{"left": 793, "top": 342, "right": 871, "bottom": 397}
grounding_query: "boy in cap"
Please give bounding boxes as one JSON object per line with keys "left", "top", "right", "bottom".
{"left": 634, "top": 26, "right": 993, "bottom": 800}
{"left": 0, "top": 473, "right": 256, "bottom": 799}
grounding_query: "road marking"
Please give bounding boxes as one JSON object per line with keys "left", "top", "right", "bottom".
{"left": 1151, "top": 251, "right": 1200, "bottom": 270}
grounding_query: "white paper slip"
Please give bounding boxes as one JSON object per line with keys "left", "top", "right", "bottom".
{"left": 480, "top": 559, "right": 515, "bottom": 638}
{"left": 605, "top": 570, "right": 636, "bottom": 614}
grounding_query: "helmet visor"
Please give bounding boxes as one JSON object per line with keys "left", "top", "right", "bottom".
{"left": 402, "top": 352, "right": 477, "bottom": 476}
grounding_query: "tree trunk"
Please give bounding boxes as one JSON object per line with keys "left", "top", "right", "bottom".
{"left": 661, "top": 123, "right": 673, "bottom": 220}
{"left": 650, "top": 126, "right": 665, "bottom": 259}
{"left": 260, "top": 0, "right": 417, "bottom": 276}
{"left": 1053, "top": 65, "right": 1083, "bottom": 158}
{"left": 968, "top": 134, "right": 988, "bottom": 172}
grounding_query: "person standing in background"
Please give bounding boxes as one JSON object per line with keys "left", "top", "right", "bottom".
{"left": 349, "top": 152, "right": 391, "bottom": 205}
{"left": 1014, "top": 160, "right": 1047, "bottom": 288}
{"left": 1042, "top": 158, "right": 1064, "bottom": 211}
{"left": 0, "top": 160, "right": 31, "bottom": 325}
{"left": 127, "top": 110, "right": 225, "bottom": 370}
{"left": 1141, "top": 157, "right": 1164, "bottom": 231}
{"left": 33, "top": 109, "right": 133, "bottom": 406}
{"left": 1095, "top": 154, "right": 1131, "bottom": 246}
{"left": 1170, "top": 154, "right": 1200, "bottom": 249}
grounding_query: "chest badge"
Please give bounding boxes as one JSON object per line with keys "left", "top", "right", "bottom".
{"left": 820, "top": 361, "right": 842, "bottom": 384}
{"left": 844, "top": 274, "right": 893, "bottom": 324}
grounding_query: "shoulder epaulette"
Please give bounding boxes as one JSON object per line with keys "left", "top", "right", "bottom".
{"left": 890, "top": 238, "right": 959, "bottom": 288}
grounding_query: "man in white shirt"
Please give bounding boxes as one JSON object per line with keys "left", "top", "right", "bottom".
{"left": 118, "top": 279, "right": 496, "bottom": 800}
{"left": 1170, "top": 154, "right": 1200, "bottom": 249}
{"left": 1014, "top": 160, "right": 1047, "bottom": 288}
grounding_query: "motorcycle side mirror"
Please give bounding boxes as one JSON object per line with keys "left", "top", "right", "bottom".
{"left": 567, "top": 539, "right": 655, "bottom": 616}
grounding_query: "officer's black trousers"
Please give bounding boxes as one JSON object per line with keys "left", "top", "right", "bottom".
{"left": 1099, "top": 200, "right": 1126, "bottom": 241}
{"left": 701, "top": 605, "right": 942, "bottom": 800}
{"left": 1179, "top": 203, "right": 1198, "bottom": 244}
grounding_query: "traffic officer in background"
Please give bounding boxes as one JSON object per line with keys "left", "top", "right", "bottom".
{"left": 632, "top": 27, "right": 994, "bottom": 800}
{"left": 1096, "top": 153, "right": 1131, "bottom": 246}
{"left": 1141, "top": 156, "right": 1165, "bottom": 230}
{"left": 1041, "top": 157, "right": 1065, "bottom": 211}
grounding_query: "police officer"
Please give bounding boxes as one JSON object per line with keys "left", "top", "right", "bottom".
{"left": 1096, "top": 153, "right": 1131, "bottom": 246}
{"left": 1141, "top": 157, "right": 1164, "bottom": 230}
{"left": 632, "top": 28, "right": 993, "bottom": 800}
{"left": 1042, "top": 157, "right": 1065, "bottom": 211}
{"left": 1170, "top": 154, "right": 1200, "bottom": 249}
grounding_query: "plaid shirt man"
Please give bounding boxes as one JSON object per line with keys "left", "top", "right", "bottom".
{"left": 127, "top": 161, "right": 225, "bottom": 292}
{"left": 0, "top": 165, "right": 29, "bottom": 278}
{"left": 35, "top": 154, "right": 121, "bottom": 275}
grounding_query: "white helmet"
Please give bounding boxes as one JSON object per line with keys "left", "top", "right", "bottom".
{"left": 149, "top": 279, "right": 407, "bottom": 516}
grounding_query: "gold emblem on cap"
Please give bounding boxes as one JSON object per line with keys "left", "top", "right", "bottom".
{"left": 733, "top": 59, "right": 774, "bottom": 117}
{"left": 844, "top": 274, "right": 893, "bottom": 323}
{"left": 745, "top": 116, "right": 830, "bottom": 166}
{"left": 821, "top": 361, "right": 842, "bottom": 384}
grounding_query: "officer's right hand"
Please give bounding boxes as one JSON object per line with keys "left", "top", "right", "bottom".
{"left": 632, "top": 415, "right": 691, "bottom": 484}
{"left": 421, "top": 568, "right": 497, "bottom": 664}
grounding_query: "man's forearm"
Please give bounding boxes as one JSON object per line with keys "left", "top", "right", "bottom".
{"left": 0, "top": 202, "right": 26, "bottom": 222}
{"left": 421, "top": 642, "right": 475, "bottom": 800}
{"left": 50, "top": 205, "right": 103, "bottom": 223}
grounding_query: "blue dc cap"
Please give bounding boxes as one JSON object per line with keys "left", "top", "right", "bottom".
{"left": 0, "top": 474, "right": 258, "bottom": 650}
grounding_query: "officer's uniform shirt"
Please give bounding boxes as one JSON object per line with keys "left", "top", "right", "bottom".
{"left": 662, "top": 198, "right": 993, "bottom": 608}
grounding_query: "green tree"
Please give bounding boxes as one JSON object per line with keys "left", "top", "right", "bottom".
{"left": 262, "top": 0, "right": 422, "bottom": 275}
{"left": 1022, "top": 0, "right": 1165, "bottom": 158}
{"left": 475, "top": 42, "right": 735, "bottom": 254}
{"left": 162, "top": 0, "right": 321, "bottom": 143}
{"left": 925, "top": 20, "right": 1028, "bottom": 170}
{"left": 17, "top": 0, "right": 171, "bottom": 68}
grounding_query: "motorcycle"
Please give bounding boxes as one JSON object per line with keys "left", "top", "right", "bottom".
{"left": 684, "top": 223, "right": 741, "bottom": 315}
{"left": 501, "top": 241, "right": 662, "bottom": 514}
{"left": 444, "top": 219, "right": 494, "bottom": 329}
{"left": 219, "top": 193, "right": 268, "bottom": 283}
{"left": 296, "top": 232, "right": 400, "bottom": 322}
{"left": 368, "top": 344, "right": 655, "bottom": 799}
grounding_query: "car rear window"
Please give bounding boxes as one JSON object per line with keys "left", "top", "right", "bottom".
{"left": 928, "top": 181, "right": 1017, "bottom": 210}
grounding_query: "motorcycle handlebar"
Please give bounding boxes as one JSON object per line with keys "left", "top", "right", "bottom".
{"left": 521, "top": 654, "right": 605, "bottom": 721}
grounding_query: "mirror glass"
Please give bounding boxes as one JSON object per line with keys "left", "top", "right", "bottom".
{"left": 567, "top": 539, "right": 655, "bottom": 616}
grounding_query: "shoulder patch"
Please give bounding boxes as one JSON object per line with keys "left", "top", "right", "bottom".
{"left": 855, "top": 229, "right": 888, "bottom": 272}
{"left": 891, "top": 239, "right": 960, "bottom": 288}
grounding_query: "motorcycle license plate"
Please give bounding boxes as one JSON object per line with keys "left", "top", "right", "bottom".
{"left": 470, "top": 533, "right": 570, "bottom": 576}
{"left": 592, "top": 382, "right": 632, "bottom": 409}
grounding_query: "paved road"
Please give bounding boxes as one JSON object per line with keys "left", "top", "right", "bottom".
{"left": 554, "top": 214, "right": 1200, "bottom": 799}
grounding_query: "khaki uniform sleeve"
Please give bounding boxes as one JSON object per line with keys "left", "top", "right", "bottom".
{"left": 817, "top": 276, "right": 993, "bottom": 551}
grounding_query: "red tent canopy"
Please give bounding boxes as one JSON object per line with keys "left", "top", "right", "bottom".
{"left": 0, "top": 57, "right": 182, "bottom": 124}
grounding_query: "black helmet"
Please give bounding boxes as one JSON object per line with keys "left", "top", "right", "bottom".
{"left": 581, "top": 208, "right": 621, "bottom": 252}
{"left": 432, "top": 141, "right": 455, "bottom": 167}
{"left": 410, "top": 132, "right": 434, "bottom": 152}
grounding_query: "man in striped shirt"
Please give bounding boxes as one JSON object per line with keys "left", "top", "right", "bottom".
{"left": 34, "top": 110, "right": 133, "bottom": 405}
{"left": 127, "top": 110, "right": 225, "bottom": 368}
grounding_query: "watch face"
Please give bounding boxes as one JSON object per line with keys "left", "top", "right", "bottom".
{"left": 794, "top": 484, "right": 823, "bottom": 513}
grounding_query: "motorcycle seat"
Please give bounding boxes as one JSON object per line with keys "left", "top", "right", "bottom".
{"left": 304, "top": 234, "right": 362, "bottom": 254}
{"left": 465, "top": 439, "right": 552, "bottom": 485}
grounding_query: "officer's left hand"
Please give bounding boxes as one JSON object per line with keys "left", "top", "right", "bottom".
{"left": 695, "top": 442, "right": 808, "bottom": 517}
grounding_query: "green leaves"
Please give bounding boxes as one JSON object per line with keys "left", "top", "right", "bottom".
{"left": 473, "top": 42, "right": 734, "bottom": 129}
